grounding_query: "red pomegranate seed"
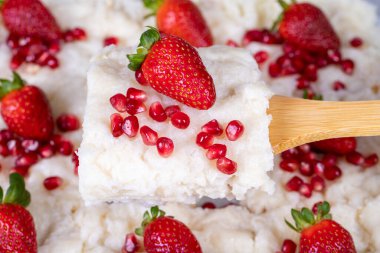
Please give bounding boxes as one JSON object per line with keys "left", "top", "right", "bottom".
{"left": 12, "top": 166, "right": 30, "bottom": 177}
{"left": 281, "top": 239, "right": 297, "bottom": 253}
{"left": 333, "top": 81, "right": 346, "bottom": 91}
{"left": 171, "top": 112, "right": 190, "bottom": 129}
{"left": 201, "top": 202, "right": 216, "bottom": 209}
{"left": 281, "top": 148, "right": 299, "bottom": 160}
{"left": 277, "top": 56, "right": 297, "bottom": 76}
{"left": 268, "top": 62, "right": 281, "bottom": 77}
{"left": 285, "top": 176, "right": 303, "bottom": 191}
{"left": 313, "top": 161, "right": 325, "bottom": 176}
{"left": 121, "top": 233, "right": 139, "bottom": 253}
{"left": 6, "top": 34, "right": 19, "bottom": 49}
{"left": 7, "top": 139, "right": 23, "bottom": 156}
{"left": 135, "top": 69, "right": 148, "bottom": 86}
{"left": 296, "top": 77, "right": 310, "bottom": 89}
{"left": 58, "top": 140, "right": 73, "bottom": 156}
{"left": 254, "top": 51, "right": 269, "bottom": 64}
{"left": 311, "top": 137, "right": 356, "bottom": 155}
{"left": 321, "top": 154, "right": 337, "bottom": 168}
{"left": 300, "top": 152, "right": 317, "bottom": 163}
{"left": 21, "top": 139, "right": 40, "bottom": 153}
{"left": 156, "top": 137, "right": 174, "bottom": 158}
{"left": 225, "top": 39, "right": 239, "bottom": 47}
{"left": 0, "top": 129, "right": 14, "bottom": 143}
{"left": 43, "top": 176, "right": 63, "bottom": 191}
{"left": 201, "top": 119, "right": 223, "bottom": 136}
{"left": 350, "top": 37, "right": 363, "bottom": 48}
{"left": 56, "top": 114, "right": 80, "bottom": 132}
{"left": 299, "top": 183, "right": 313, "bottom": 198}
{"left": 46, "top": 55, "right": 59, "bottom": 69}
{"left": 110, "top": 113, "right": 124, "bottom": 137}
{"left": 298, "top": 144, "right": 311, "bottom": 154}
{"left": 164, "top": 105, "right": 181, "bottom": 117}
{"left": 242, "top": 29, "right": 263, "bottom": 45}
{"left": 122, "top": 116, "right": 139, "bottom": 138}
{"left": 303, "top": 64, "right": 318, "bottom": 81}
{"left": 149, "top": 102, "right": 167, "bottom": 122}
{"left": 196, "top": 132, "right": 214, "bottom": 149}
{"left": 279, "top": 159, "right": 299, "bottom": 172}
{"left": 10, "top": 53, "right": 25, "bottom": 70}
{"left": 346, "top": 151, "right": 364, "bottom": 165}
{"left": 15, "top": 153, "right": 39, "bottom": 167}
{"left": 0, "top": 143, "right": 9, "bottom": 157}
{"left": 299, "top": 161, "right": 314, "bottom": 177}
{"left": 72, "top": 28, "right": 87, "bottom": 40}
{"left": 363, "top": 154, "right": 379, "bottom": 168}
{"left": 72, "top": 151, "right": 79, "bottom": 175}
{"left": 140, "top": 126, "right": 158, "bottom": 146}
{"left": 324, "top": 165, "right": 342, "bottom": 180}
{"left": 310, "top": 175, "right": 325, "bottom": 192}
{"left": 104, "top": 36, "right": 119, "bottom": 46}
{"left": 36, "top": 52, "right": 50, "bottom": 66}
{"left": 126, "top": 88, "right": 147, "bottom": 102}
{"left": 50, "top": 134, "right": 63, "bottom": 147}
{"left": 316, "top": 56, "right": 329, "bottom": 68}
{"left": 292, "top": 57, "right": 306, "bottom": 72}
{"left": 216, "top": 157, "right": 237, "bottom": 175}
{"left": 48, "top": 41, "right": 61, "bottom": 54}
{"left": 341, "top": 59, "right": 355, "bottom": 75}
{"left": 327, "top": 49, "right": 342, "bottom": 63}
{"left": 110, "top": 93, "right": 127, "bottom": 112}
{"left": 39, "top": 144, "right": 56, "bottom": 158}
{"left": 226, "top": 120, "right": 244, "bottom": 141}
{"left": 206, "top": 144, "right": 227, "bottom": 160}
{"left": 125, "top": 98, "right": 146, "bottom": 115}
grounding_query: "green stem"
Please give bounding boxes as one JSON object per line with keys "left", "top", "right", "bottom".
{"left": 0, "top": 72, "right": 25, "bottom": 99}
{"left": 270, "top": 13, "right": 283, "bottom": 32}
{"left": 277, "top": 0, "right": 289, "bottom": 9}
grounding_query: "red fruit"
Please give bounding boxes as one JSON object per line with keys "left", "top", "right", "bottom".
{"left": 21, "top": 139, "right": 40, "bottom": 152}
{"left": 299, "top": 161, "right": 314, "bottom": 177}
{"left": 122, "top": 233, "right": 139, "bottom": 253}
{"left": 135, "top": 69, "right": 148, "bottom": 86}
{"left": 225, "top": 39, "right": 239, "bottom": 47}
{"left": 110, "top": 113, "right": 124, "bottom": 137}
{"left": 122, "top": 116, "right": 139, "bottom": 138}
{"left": 269, "top": 62, "right": 281, "bottom": 77}
{"left": 324, "top": 165, "right": 342, "bottom": 180}
{"left": 146, "top": 0, "right": 213, "bottom": 47}
{"left": 346, "top": 151, "right": 364, "bottom": 166}
{"left": 149, "top": 102, "right": 167, "bottom": 122}
{"left": 313, "top": 162, "right": 325, "bottom": 176}
{"left": 56, "top": 114, "right": 80, "bottom": 132}
{"left": 326, "top": 49, "right": 342, "bottom": 63}
{"left": 125, "top": 98, "right": 146, "bottom": 115}
{"left": 15, "top": 153, "right": 39, "bottom": 167}
{"left": 216, "top": 157, "right": 237, "bottom": 175}
{"left": 278, "top": 3, "right": 340, "bottom": 52}
{"left": 332, "top": 81, "right": 346, "bottom": 91}
{"left": 201, "top": 119, "right": 223, "bottom": 136}
{"left": 140, "top": 126, "right": 158, "bottom": 146}
{"left": 280, "top": 159, "right": 299, "bottom": 172}
{"left": 196, "top": 132, "right": 214, "bottom": 149}
{"left": 164, "top": 105, "right": 181, "bottom": 117}
{"left": 0, "top": 173, "right": 37, "bottom": 253}
{"left": 226, "top": 120, "right": 244, "bottom": 141}
{"left": 137, "top": 206, "right": 202, "bottom": 253}
{"left": 110, "top": 93, "right": 128, "bottom": 112}
{"left": 206, "top": 144, "right": 227, "bottom": 160}
{"left": 156, "top": 137, "right": 174, "bottom": 158}
{"left": 341, "top": 59, "right": 355, "bottom": 75}
{"left": 363, "top": 154, "right": 379, "bottom": 168}
{"left": 310, "top": 137, "right": 356, "bottom": 155}
{"left": 254, "top": 51, "right": 269, "bottom": 64}
{"left": 299, "top": 183, "right": 313, "bottom": 198}
{"left": 281, "top": 239, "right": 297, "bottom": 253}
{"left": 72, "top": 151, "right": 79, "bottom": 175}
{"left": 71, "top": 27, "right": 87, "bottom": 41}
{"left": 310, "top": 175, "right": 325, "bottom": 192}
{"left": 43, "top": 176, "right": 63, "bottom": 190}
{"left": 57, "top": 140, "right": 73, "bottom": 156}
{"left": 171, "top": 112, "right": 190, "bottom": 129}
{"left": 104, "top": 36, "right": 119, "bottom": 46}
{"left": 128, "top": 28, "right": 216, "bottom": 110}
{"left": 0, "top": 143, "right": 9, "bottom": 157}
{"left": 285, "top": 176, "right": 303, "bottom": 192}
{"left": 201, "top": 202, "right": 216, "bottom": 209}
{"left": 286, "top": 201, "right": 356, "bottom": 253}
{"left": 38, "top": 144, "right": 55, "bottom": 158}
{"left": 126, "top": 88, "right": 147, "bottom": 102}
{"left": 350, "top": 37, "right": 363, "bottom": 48}
{"left": 0, "top": 73, "right": 54, "bottom": 141}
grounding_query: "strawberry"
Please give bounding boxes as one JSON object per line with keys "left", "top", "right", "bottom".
{"left": 286, "top": 201, "right": 356, "bottom": 253}
{"left": 0, "top": 0, "right": 61, "bottom": 41}
{"left": 0, "top": 173, "right": 37, "bottom": 253}
{"left": 135, "top": 206, "right": 202, "bottom": 253}
{"left": 144, "top": 0, "right": 213, "bottom": 47}
{"left": 0, "top": 72, "right": 54, "bottom": 141}
{"left": 310, "top": 137, "right": 356, "bottom": 155}
{"left": 276, "top": 0, "right": 340, "bottom": 52}
{"left": 128, "top": 27, "right": 216, "bottom": 110}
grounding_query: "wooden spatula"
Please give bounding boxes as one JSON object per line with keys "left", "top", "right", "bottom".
{"left": 268, "top": 95, "right": 380, "bottom": 154}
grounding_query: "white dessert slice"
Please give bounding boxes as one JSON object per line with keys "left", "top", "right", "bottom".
{"left": 78, "top": 45, "right": 274, "bottom": 204}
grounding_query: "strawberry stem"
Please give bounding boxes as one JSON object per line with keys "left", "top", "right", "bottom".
{"left": 0, "top": 72, "right": 25, "bottom": 99}
{"left": 2, "top": 173, "right": 31, "bottom": 207}
{"left": 135, "top": 206, "right": 166, "bottom": 236}
{"left": 143, "top": 0, "right": 164, "bottom": 14}
{"left": 277, "top": 0, "right": 289, "bottom": 10}
{"left": 127, "top": 27, "right": 161, "bottom": 71}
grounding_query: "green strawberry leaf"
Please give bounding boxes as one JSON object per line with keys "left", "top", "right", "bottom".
{"left": 301, "top": 207, "right": 315, "bottom": 225}
{"left": 0, "top": 72, "right": 25, "bottom": 99}
{"left": 0, "top": 186, "right": 3, "bottom": 203}
{"left": 135, "top": 205, "right": 167, "bottom": 236}
{"left": 3, "top": 173, "right": 31, "bottom": 207}
{"left": 143, "top": 0, "right": 164, "bottom": 14}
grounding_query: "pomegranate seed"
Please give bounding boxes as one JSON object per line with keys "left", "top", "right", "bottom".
{"left": 324, "top": 165, "right": 342, "bottom": 180}
{"left": 254, "top": 51, "right": 269, "bottom": 64}
{"left": 298, "top": 144, "right": 311, "bottom": 154}
{"left": 156, "top": 137, "right": 174, "bottom": 158}
{"left": 225, "top": 39, "right": 239, "bottom": 47}
{"left": 50, "top": 134, "right": 63, "bottom": 147}
{"left": 0, "top": 129, "right": 13, "bottom": 143}
{"left": 72, "top": 151, "right": 79, "bottom": 175}
{"left": 196, "top": 132, "right": 214, "bottom": 149}
{"left": 201, "top": 119, "right": 223, "bottom": 136}
{"left": 303, "top": 64, "right": 318, "bottom": 81}
{"left": 310, "top": 175, "right": 325, "bottom": 192}
{"left": 149, "top": 102, "right": 167, "bottom": 122}
{"left": 363, "top": 154, "right": 379, "bottom": 168}
{"left": 226, "top": 120, "right": 244, "bottom": 141}
{"left": 125, "top": 98, "right": 146, "bottom": 115}
{"left": 282, "top": 43, "right": 295, "bottom": 55}
{"left": 242, "top": 29, "right": 263, "bottom": 45}
{"left": 171, "top": 112, "right": 190, "bottom": 129}
{"left": 300, "top": 152, "right": 317, "bottom": 163}
{"left": 313, "top": 162, "right": 325, "bottom": 176}
{"left": 321, "top": 154, "right": 337, "bottom": 168}
{"left": 57, "top": 140, "right": 73, "bottom": 156}
{"left": 327, "top": 49, "right": 342, "bottom": 63}
{"left": 126, "top": 88, "right": 147, "bottom": 102}
{"left": 6, "top": 34, "right": 19, "bottom": 49}
{"left": 332, "top": 81, "right": 346, "bottom": 91}
{"left": 216, "top": 157, "right": 237, "bottom": 175}
{"left": 21, "top": 139, "right": 40, "bottom": 152}
{"left": 0, "top": 143, "right": 9, "bottom": 157}
{"left": 312, "top": 201, "right": 324, "bottom": 214}
{"left": 56, "top": 114, "right": 80, "bottom": 132}
{"left": 281, "top": 148, "right": 299, "bottom": 160}
{"left": 122, "top": 116, "right": 139, "bottom": 138}
{"left": 311, "top": 137, "right": 356, "bottom": 155}
{"left": 7, "top": 139, "right": 23, "bottom": 156}
{"left": 43, "top": 176, "right": 63, "bottom": 190}
{"left": 299, "top": 183, "right": 313, "bottom": 198}
{"left": 135, "top": 69, "right": 148, "bottom": 86}
{"left": 277, "top": 56, "right": 297, "bottom": 76}
{"left": 110, "top": 113, "right": 124, "bottom": 137}
{"left": 299, "top": 161, "right": 314, "bottom": 176}
{"left": 281, "top": 239, "right": 297, "bottom": 253}
{"left": 268, "top": 63, "right": 281, "bottom": 77}
{"left": 10, "top": 53, "right": 25, "bottom": 70}
{"left": 164, "top": 105, "right": 181, "bottom": 117}
{"left": 15, "top": 153, "right": 38, "bottom": 167}
{"left": 48, "top": 41, "right": 61, "bottom": 53}
{"left": 279, "top": 159, "right": 299, "bottom": 172}
{"left": 39, "top": 144, "right": 56, "bottom": 158}
{"left": 63, "top": 30, "right": 75, "bottom": 42}
{"left": 46, "top": 55, "right": 59, "bottom": 69}
{"left": 341, "top": 59, "right": 355, "bottom": 75}
{"left": 121, "top": 233, "right": 139, "bottom": 253}
{"left": 12, "top": 166, "right": 30, "bottom": 177}
{"left": 346, "top": 151, "right": 364, "bottom": 165}
{"left": 201, "top": 202, "right": 216, "bottom": 209}
{"left": 296, "top": 77, "right": 310, "bottom": 89}
{"left": 350, "top": 37, "right": 363, "bottom": 48}
{"left": 72, "top": 27, "right": 87, "bottom": 40}
{"left": 285, "top": 176, "right": 303, "bottom": 191}
{"left": 206, "top": 144, "right": 227, "bottom": 160}
{"left": 291, "top": 57, "right": 306, "bottom": 72}
{"left": 316, "top": 56, "right": 329, "bottom": 68}
{"left": 104, "top": 36, "right": 119, "bottom": 46}
{"left": 110, "top": 93, "right": 127, "bottom": 112}
{"left": 140, "top": 126, "right": 158, "bottom": 146}
{"left": 36, "top": 52, "right": 50, "bottom": 66}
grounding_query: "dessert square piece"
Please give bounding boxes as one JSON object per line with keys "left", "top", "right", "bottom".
{"left": 78, "top": 45, "right": 273, "bottom": 204}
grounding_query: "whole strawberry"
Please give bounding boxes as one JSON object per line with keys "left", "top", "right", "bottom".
{"left": 311, "top": 137, "right": 356, "bottom": 155}
{"left": 0, "top": 173, "right": 37, "bottom": 253}
{"left": 0, "top": 72, "right": 54, "bottom": 140}
{"left": 286, "top": 201, "right": 356, "bottom": 253}
{"left": 0, "top": 0, "right": 61, "bottom": 41}
{"left": 277, "top": 1, "right": 340, "bottom": 52}
{"left": 135, "top": 206, "right": 202, "bottom": 253}
{"left": 128, "top": 27, "right": 216, "bottom": 110}
{"left": 144, "top": 0, "right": 213, "bottom": 47}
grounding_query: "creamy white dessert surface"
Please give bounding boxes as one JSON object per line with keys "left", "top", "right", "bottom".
{"left": 0, "top": 0, "right": 379, "bottom": 252}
